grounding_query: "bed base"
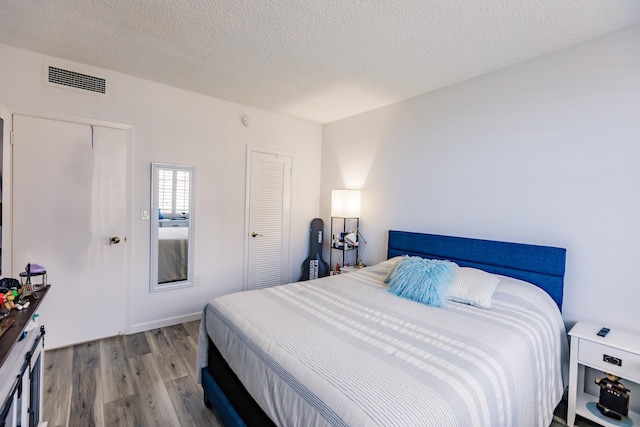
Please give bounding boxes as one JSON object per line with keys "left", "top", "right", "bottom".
{"left": 201, "top": 369, "right": 245, "bottom": 427}
{"left": 202, "top": 337, "right": 276, "bottom": 426}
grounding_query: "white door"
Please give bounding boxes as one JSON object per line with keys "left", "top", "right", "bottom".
{"left": 245, "top": 149, "right": 292, "bottom": 290}
{"left": 12, "top": 115, "right": 127, "bottom": 348}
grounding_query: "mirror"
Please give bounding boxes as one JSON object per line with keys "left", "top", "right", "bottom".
{"left": 150, "top": 163, "right": 195, "bottom": 292}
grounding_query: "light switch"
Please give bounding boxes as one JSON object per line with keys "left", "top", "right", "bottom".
{"left": 141, "top": 208, "right": 149, "bottom": 219}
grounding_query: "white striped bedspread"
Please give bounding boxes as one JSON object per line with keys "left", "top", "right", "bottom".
{"left": 197, "top": 260, "right": 569, "bottom": 427}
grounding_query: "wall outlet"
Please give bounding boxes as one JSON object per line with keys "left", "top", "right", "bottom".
{"left": 195, "top": 275, "right": 200, "bottom": 286}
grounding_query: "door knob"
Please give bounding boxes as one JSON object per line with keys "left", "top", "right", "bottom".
{"left": 110, "top": 236, "right": 121, "bottom": 245}
{"left": 251, "top": 232, "right": 263, "bottom": 237}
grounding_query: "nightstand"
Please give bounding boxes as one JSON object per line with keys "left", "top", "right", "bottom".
{"left": 567, "top": 321, "right": 640, "bottom": 427}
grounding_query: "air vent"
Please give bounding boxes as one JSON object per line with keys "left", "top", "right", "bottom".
{"left": 47, "top": 66, "right": 106, "bottom": 94}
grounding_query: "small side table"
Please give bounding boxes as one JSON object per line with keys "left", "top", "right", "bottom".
{"left": 567, "top": 321, "right": 640, "bottom": 426}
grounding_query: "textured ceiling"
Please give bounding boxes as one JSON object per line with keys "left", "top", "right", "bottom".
{"left": 0, "top": 1, "right": 639, "bottom": 123}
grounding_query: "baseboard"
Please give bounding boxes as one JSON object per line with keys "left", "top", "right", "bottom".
{"left": 127, "top": 311, "right": 201, "bottom": 334}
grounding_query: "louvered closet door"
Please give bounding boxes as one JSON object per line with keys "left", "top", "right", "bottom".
{"left": 245, "top": 150, "right": 292, "bottom": 290}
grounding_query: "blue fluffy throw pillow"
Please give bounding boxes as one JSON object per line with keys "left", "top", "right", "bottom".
{"left": 385, "top": 257, "right": 457, "bottom": 307}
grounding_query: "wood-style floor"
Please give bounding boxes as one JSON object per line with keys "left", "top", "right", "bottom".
{"left": 42, "top": 319, "right": 600, "bottom": 427}
{"left": 551, "top": 398, "right": 604, "bottom": 427}
{"left": 42, "top": 320, "right": 222, "bottom": 427}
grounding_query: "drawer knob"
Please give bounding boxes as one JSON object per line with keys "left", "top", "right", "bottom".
{"left": 603, "top": 354, "right": 622, "bottom": 367}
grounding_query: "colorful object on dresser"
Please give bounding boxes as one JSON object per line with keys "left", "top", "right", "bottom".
{"left": 2, "top": 291, "right": 16, "bottom": 310}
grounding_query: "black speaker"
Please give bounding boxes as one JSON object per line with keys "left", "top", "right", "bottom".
{"left": 596, "top": 376, "right": 630, "bottom": 420}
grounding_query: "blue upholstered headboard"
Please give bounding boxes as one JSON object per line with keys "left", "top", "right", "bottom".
{"left": 387, "top": 230, "right": 567, "bottom": 311}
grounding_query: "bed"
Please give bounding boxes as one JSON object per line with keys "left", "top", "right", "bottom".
{"left": 158, "top": 226, "right": 189, "bottom": 283}
{"left": 197, "top": 230, "right": 568, "bottom": 426}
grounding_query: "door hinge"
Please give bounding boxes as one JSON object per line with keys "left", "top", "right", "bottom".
{"left": 10, "top": 131, "right": 15, "bottom": 144}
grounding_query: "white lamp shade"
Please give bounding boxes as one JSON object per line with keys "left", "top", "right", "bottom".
{"left": 331, "top": 189, "right": 361, "bottom": 217}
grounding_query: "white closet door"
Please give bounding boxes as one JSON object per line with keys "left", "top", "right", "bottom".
{"left": 12, "top": 115, "right": 127, "bottom": 348}
{"left": 245, "top": 150, "right": 292, "bottom": 290}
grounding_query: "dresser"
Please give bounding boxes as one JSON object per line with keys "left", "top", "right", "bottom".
{"left": 0, "top": 286, "right": 49, "bottom": 427}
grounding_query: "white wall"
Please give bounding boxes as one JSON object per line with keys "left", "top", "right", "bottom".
{"left": 322, "top": 25, "right": 640, "bottom": 334}
{"left": 0, "top": 43, "right": 322, "bottom": 334}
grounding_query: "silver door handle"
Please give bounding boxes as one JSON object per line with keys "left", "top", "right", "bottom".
{"left": 251, "top": 232, "right": 263, "bottom": 237}
{"left": 110, "top": 236, "right": 121, "bottom": 245}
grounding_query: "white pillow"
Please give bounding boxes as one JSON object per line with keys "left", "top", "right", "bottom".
{"left": 380, "top": 256, "right": 406, "bottom": 282}
{"left": 446, "top": 267, "right": 500, "bottom": 309}
{"left": 378, "top": 256, "right": 405, "bottom": 270}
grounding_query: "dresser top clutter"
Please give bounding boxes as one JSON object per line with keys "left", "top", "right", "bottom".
{"left": 0, "top": 285, "right": 50, "bottom": 367}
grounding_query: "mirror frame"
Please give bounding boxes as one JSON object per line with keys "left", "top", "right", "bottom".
{"left": 149, "top": 163, "right": 195, "bottom": 292}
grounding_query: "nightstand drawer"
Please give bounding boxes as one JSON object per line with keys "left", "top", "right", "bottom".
{"left": 579, "top": 339, "right": 640, "bottom": 381}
